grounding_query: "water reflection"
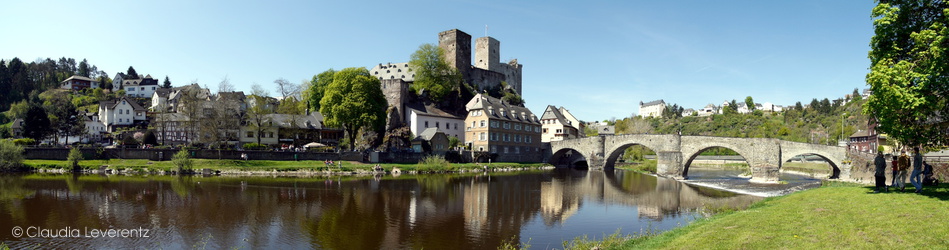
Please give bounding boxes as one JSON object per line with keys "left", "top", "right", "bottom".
{"left": 0, "top": 170, "right": 761, "bottom": 249}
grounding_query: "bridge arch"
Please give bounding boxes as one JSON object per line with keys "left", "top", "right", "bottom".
{"left": 682, "top": 146, "right": 752, "bottom": 178}
{"left": 779, "top": 141, "right": 847, "bottom": 179}
{"left": 680, "top": 136, "right": 782, "bottom": 182}
{"left": 603, "top": 143, "right": 659, "bottom": 169}
{"left": 550, "top": 147, "right": 589, "bottom": 168}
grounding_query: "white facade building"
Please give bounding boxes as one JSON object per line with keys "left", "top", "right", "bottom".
{"left": 405, "top": 105, "right": 466, "bottom": 142}
{"left": 639, "top": 100, "right": 666, "bottom": 118}
{"left": 98, "top": 97, "right": 148, "bottom": 132}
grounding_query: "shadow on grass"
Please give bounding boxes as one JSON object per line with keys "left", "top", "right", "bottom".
{"left": 852, "top": 180, "right": 949, "bottom": 201}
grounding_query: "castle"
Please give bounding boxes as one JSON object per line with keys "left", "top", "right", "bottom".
{"left": 373, "top": 29, "right": 525, "bottom": 147}
{"left": 371, "top": 29, "right": 523, "bottom": 96}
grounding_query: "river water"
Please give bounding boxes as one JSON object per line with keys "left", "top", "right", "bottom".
{"left": 0, "top": 168, "right": 810, "bottom": 249}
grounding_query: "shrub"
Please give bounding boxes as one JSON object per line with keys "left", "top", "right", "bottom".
{"left": 142, "top": 130, "right": 158, "bottom": 146}
{"left": 0, "top": 140, "right": 25, "bottom": 171}
{"left": 172, "top": 149, "right": 193, "bottom": 173}
{"left": 242, "top": 143, "right": 267, "bottom": 150}
{"left": 419, "top": 154, "right": 450, "bottom": 168}
{"left": 12, "top": 138, "right": 36, "bottom": 146}
{"left": 67, "top": 147, "right": 83, "bottom": 171}
{"left": 444, "top": 150, "right": 463, "bottom": 163}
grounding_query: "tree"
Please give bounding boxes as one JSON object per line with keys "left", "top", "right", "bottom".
{"left": 303, "top": 69, "right": 336, "bottom": 111}
{"left": 866, "top": 0, "right": 949, "bottom": 147}
{"left": 78, "top": 59, "right": 90, "bottom": 77}
{"left": 143, "top": 130, "right": 158, "bottom": 146}
{"left": 247, "top": 84, "right": 273, "bottom": 146}
{"left": 320, "top": 67, "right": 387, "bottom": 151}
{"left": 44, "top": 91, "right": 84, "bottom": 145}
{"left": 163, "top": 76, "right": 172, "bottom": 88}
{"left": 23, "top": 104, "right": 52, "bottom": 141}
{"left": 795, "top": 101, "right": 804, "bottom": 111}
{"left": 408, "top": 44, "right": 463, "bottom": 102}
{"left": 274, "top": 78, "right": 301, "bottom": 100}
{"left": 851, "top": 88, "right": 862, "bottom": 101}
{"left": 126, "top": 66, "right": 139, "bottom": 79}
{"left": 745, "top": 96, "right": 755, "bottom": 111}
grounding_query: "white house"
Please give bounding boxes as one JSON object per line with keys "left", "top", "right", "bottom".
{"left": 98, "top": 97, "right": 148, "bottom": 132}
{"left": 57, "top": 113, "right": 107, "bottom": 144}
{"left": 405, "top": 103, "right": 466, "bottom": 142}
{"left": 541, "top": 105, "right": 581, "bottom": 142}
{"left": 699, "top": 104, "right": 717, "bottom": 116}
{"left": 639, "top": 100, "right": 666, "bottom": 118}
{"left": 60, "top": 75, "right": 99, "bottom": 90}
{"left": 114, "top": 73, "right": 160, "bottom": 98}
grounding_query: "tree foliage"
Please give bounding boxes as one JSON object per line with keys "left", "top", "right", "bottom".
{"left": 0, "top": 140, "right": 24, "bottom": 171}
{"left": 23, "top": 104, "right": 52, "bottom": 141}
{"left": 866, "top": 0, "right": 949, "bottom": 147}
{"left": 0, "top": 57, "right": 108, "bottom": 111}
{"left": 409, "top": 44, "right": 463, "bottom": 102}
{"left": 319, "top": 67, "right": 387, "bottom": 150}
{"left": 303, "top": 69, "right": 336, "bottom": 112}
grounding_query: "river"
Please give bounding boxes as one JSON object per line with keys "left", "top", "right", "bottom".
{"left": 0, "top": 168, "right": 817, "bottom": 249}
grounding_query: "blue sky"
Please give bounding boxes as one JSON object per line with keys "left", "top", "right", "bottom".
{"left": 1, "top": 0, "right": 877, "bottom": 122}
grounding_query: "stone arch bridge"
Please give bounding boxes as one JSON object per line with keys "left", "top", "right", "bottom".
{"left": 549, "top": 135, "right": 848, "bottom": 183}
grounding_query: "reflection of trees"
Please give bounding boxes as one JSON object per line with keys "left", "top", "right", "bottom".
{"left": 0, "top": 171, "right": 760, "bottom": 249}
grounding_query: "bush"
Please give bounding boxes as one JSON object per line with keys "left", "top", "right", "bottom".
{"left": 172, "top": 149, "right": 193, "bottom": 173}
{"left": 12, "top": 138, "right": 35, "bottom": 146}
{"left": 142, "top": 130, "right": 158, "bottom": 146}
{"left": 444, "top": 150, "right": 462, "bottom": 163}
{"left": 67, "top": 147, "right": 83, "bottom": 171}
{"left": 419, "top": 155, "right": 450, "bottom": 168}
{"left": 0, "top": 140, "right": 25, "bottom": 171}
{"left": 242, "top": 143, "right": 267, "bottom": 150}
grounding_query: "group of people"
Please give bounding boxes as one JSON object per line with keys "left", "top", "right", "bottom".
{"left": 874, "top": 147, "right": 939, "bottom": 193}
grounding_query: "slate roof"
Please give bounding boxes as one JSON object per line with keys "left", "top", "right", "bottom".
{"left": 418, "top": 127, "right": 445, "bottom": 141}
{"left": 10, "top": 118, "right": 23, "bottom": 129}
{"left": 100, "top": 97, "right": 146, "bottom": 112}
{"left": 541, "top": 105, "right": 576, "bottom": 129}
{"left": 465, "top": 93, "right": 540, "bottom": 124}
{"left": 405, "top": 102, "right": 462, "bottom": 119}
{"left": 268, "top": 112, "right": 325, "bottom": 129}
{"left": 640, "top": 99, "right": 665, "bottom": 107}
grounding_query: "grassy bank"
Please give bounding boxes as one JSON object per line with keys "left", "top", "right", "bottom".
{"left": 603, "top": 181, "right": 949, "bottom": 249}
{"left": 22, "top": 159, "right": 550, "bottom": 174}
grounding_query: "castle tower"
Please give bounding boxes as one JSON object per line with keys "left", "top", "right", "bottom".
{"left": 475, "top": 37, "right": 500, "bottom": 71}
{"left": 438, "top": 29, "right": 471, "bottom": 76}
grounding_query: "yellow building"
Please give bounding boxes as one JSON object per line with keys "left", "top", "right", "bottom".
{"left": 464, "top": 94, "right": 542, "bottom": 162}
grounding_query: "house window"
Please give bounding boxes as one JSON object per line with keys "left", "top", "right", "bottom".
{"left": 503, "top": 146, "right": 509, "bottom": 153}
{"left": 526, "top": 136, "right": 532, "bottom": 143}
{"left": 515, "top": 124, "right": 521, "bottom": 130}
{"left": 504, "top": 134, "right": 510, "bottom": 142}
{"left": 535, "top": 127, "right": 541, "bottom": 132}
{"left": 480, "top": 120, "right": 486, "bottom": 127}
{"left": 491, "top": 121, "right": 498, "bottom": 128}
{"left": 436, "top": 122, "right": 439, "bottom": 128}
{"left": 514, "top": 134, "right": 520, "bottom": 142}
{"left": 425, "top": 121, "right": 429, "bottom": 128}
{"left": 503, "top": 122, "right": 510, "bottom": 129}
{"left": 246, "top": 132, "right": 253, "bottom": 138}
{"left": 491, "top": 133, "right": 498, "bottom": 141}
{"left": 479, "top": 132, "right": 486, "bottom": 141}
{"left": 490, "top": 145, "right": 497, "bottom": 153}
{"left": 454, "top": 123, "right": 458, "bottom": 130}
{"left": 471, "top": 121, "right": 476, "bottom": 128}
{"left": 515, "top": 147, "right": 520, "bottom": 154}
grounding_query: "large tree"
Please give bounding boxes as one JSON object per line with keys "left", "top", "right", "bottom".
{"left": 320, "top": 67, "right": 386, "bottom": 151}
{"left": 408, "top": 43, "right": 464, "bottom": 102}
{"left": 247, "top": 84, "right": 273, "bottom": 146}
{"left": 303, "top": 69, "right": 336, "bottom": 111}
{"left": 44, "top": 91, "right": 84, "bottom": 144}
{"left": 274, "top": 77, "right": 301, "bottom": 100}
{"left": 23, "top": 104, "right": 52, "bottom": 141}
{"left": 866, "top": 0, "right": 949, "bottom": 147}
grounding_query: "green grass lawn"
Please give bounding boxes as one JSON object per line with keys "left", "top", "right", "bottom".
{"left": 616, "top": 181, "right": 949, "bottom": 249}
{"left": 23, "top": 159, "right": 549, "bottom": 173}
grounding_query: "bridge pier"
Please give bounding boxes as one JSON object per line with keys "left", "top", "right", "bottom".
{"left": 656, "top": 151, "right": 685, "bottom": 180}
{"left": 749, "top": 164, "right": 781, "bottom": 183}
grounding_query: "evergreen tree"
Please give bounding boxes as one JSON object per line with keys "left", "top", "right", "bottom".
{"left": 163, "top": 76, "right": 172, "bottom": 88}
{"left": 126, "top": 66, "right": 139, "bottom": 79}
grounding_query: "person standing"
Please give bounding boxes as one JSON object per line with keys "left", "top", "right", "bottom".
{"left": 897, "top": 150, "right": 910, "bottom": 191}
{"left": 910, "top": 146, "right": 924, "bottom": 193}
{"left": 873, "top": 150, "right": 888, "bottom": 193}
{"left": 890, "top": 155, "right": 899, "bottom": 187}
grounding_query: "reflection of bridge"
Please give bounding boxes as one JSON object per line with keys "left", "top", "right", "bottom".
{"left": 549, "top": 135, "right": 848, "bottom": 183}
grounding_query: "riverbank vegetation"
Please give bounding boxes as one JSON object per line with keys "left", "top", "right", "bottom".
{"left": 21, "top": 159, "right": 549, "bottom": 174}
{"left": 527, "top": 181, "right": 949, "bottom": 249}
